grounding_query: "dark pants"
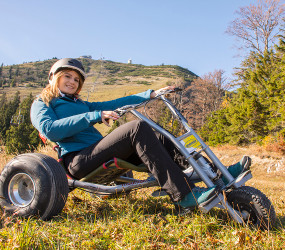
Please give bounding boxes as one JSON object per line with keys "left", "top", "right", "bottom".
{"left": 64, "top": 120, "right": 194, "bottom": 201}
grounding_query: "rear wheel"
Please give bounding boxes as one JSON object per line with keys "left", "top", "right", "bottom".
{"left": 8, "top": 173, "right": 35, "bottom": 207}
{"left": 227, "top": 186, "right": 276, "bottom": 230}
{"left": 0, "top": 153, "right": 69, "bottom": 220}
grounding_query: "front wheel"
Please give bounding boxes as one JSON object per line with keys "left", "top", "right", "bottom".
{"left": 227, "top": 186, "right": 276, "bottom": 230}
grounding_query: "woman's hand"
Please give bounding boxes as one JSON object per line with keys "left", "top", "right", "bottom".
{"left": 150, "top": 86, "right": 176, "bottom": 99}
{"left": 101, "top": 111, "right": 120, "bottom": 127}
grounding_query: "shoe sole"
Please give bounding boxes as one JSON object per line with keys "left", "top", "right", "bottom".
{"left": 241, "top": 156, "right": 251, "bottom": 173}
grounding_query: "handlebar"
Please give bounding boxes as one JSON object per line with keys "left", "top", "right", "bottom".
{"left": 114, "top": 87, "right": 183, "bottom": 116}
{"left": 156, "top": 87, "right": 182, "bottom": 97}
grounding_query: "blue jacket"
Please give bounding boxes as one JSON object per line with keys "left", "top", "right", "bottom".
{"left": 30, "top": 90, "right": 153, "bottom": 156}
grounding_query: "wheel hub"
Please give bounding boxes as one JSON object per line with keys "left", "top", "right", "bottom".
{"left": 8, "top": 173, "right": 35, "bottom": 207}
{"left": 238, "top": 203, "right": 257, "bottom": 224}
{"left": 240, "top": 209, "right": 250, "bottom": 220}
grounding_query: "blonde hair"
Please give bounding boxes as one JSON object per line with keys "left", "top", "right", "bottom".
{"left": 39, "top": 69, "right": 84, "bottom": 106}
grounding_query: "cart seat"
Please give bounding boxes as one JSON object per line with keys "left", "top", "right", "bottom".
{"left": 80, "top": 158, "right": 148, "bottom": 184}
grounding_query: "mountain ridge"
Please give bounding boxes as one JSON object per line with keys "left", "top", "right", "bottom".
{"left": 0, "top": 58, "right": 198, "bottom": 101}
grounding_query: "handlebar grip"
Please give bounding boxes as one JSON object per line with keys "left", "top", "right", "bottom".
{"left": 173, "top": 87, "right": 183, "bottom": 92}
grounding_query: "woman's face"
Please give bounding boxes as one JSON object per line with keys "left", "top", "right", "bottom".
{"left": 57, "top": 70, "right": 80, "bottom": 95}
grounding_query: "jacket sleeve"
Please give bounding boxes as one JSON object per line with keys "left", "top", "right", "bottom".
{"left": 86, "top": 89, "right": 153, "bottom": 111}
{"left": 30, "top": 99, "right": 102, "bottom": 142}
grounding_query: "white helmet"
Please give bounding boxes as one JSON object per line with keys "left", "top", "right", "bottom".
{"left": 49, "top": 58, "right": 86, "bottom": 81}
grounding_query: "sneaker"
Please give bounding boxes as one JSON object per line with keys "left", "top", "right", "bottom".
{"left": 175, "top": 186, "right": 218, "bottom": 209}
{"left": 222, "top": 156, "right": 251, "bottom": 184}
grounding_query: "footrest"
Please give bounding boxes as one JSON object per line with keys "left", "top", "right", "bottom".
{"left": 199, "top": 193, "right": 224, "bottom": 213}
{"left": 233, "top": 170, "right": 252, "bottom": 188}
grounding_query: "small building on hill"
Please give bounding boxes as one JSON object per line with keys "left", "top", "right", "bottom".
{"left": 80, "top": 55, "right": 92, "bottom": 59}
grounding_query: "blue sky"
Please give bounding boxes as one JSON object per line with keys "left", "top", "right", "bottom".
{"left": 0, "top": 0, "right": 256, "bottom": 79}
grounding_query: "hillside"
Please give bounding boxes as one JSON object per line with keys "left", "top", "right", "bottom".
{"left": 0, "top": 58, "right": 198, "bottom": 101}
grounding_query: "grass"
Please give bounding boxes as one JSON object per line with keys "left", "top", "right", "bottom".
{"left": 0, "top": 145, "right": 284, "bottom": 249}
{"left": 1, "top": 59, "right": 283, "bottom": 248}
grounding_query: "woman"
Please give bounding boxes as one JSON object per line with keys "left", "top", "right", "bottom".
{"left": 31, "top": 58, "right": 244, "bottom": 212}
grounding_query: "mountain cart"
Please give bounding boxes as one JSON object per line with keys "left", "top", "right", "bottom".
{"left": 0, "top": 88, "right": 276, "bottom": 230}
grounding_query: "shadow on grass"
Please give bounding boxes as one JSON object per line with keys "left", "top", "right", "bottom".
{"left": 50, "top": 192, "right": 284, "bottom": 234}
{"left": 52, "top": 194, "right": 177, "bottom": 224}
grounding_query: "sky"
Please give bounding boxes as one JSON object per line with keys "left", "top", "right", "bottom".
{"left": 0, "top": 0, "right": 257, "bottom": 80}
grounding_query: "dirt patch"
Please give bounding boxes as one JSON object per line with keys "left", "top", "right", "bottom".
{"left": 212, "top": 144, "right": 285, "bottom": 177}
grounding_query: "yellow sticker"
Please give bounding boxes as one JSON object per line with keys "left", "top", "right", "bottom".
{"left": 182, "top": 135, "right": 202, "bottom": 152}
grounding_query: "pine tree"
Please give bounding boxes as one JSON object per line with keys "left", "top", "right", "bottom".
{"left": 15, "top": 66, "right": 20, "bottom": 76}
{"left": 0, "top": 93, "right": 8, "bottom": 142}
{"left": 199, "top": 107, "right": 231, "bottom": 145}
{"left": 0, "top": 92, "right": 20, "bottom": 143}
{"left": 271, "top": 31, "right": 285, "bottom": 137}
{"left": 10, "top": 79, "right": 16, "bottom": 87}
{"left": 0, "top": 63, "right": 3, "bottom": 77}
{"left": 8, "top": 66, "right": 13, "bottom": 79}
{"left": 200, "top": 49, "right": 280, "bottom": 145}
{"left": 157, "top": 107, "right": 183, "bottom": 137}
{"left": 5, "top": 93, "right": 41, "bottom": 154}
